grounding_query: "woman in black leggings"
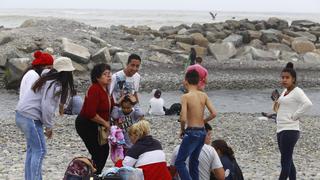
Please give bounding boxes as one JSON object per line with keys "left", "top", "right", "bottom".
{"left": 276, "top": 62, "right": 312, "bottom": 180}
{"left": 75, "top": 63, "right": 114, "bottom": 174}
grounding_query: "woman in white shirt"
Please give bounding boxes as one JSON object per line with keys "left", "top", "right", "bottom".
{"left": 148, "top": 89, "right": 166, "bottom": 115}
{"left": 276, "top": 62, "right": 312, "bottom": 180}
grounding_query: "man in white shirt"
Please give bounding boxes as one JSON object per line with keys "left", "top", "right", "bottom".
{"left": 110, "top": 54, "right": 141, "bottom": 105}
{"left": 170, "top": 123, "right": 225, "bottom": 180}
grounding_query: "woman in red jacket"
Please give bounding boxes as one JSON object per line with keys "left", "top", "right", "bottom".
{"left": 75, "top": 63, "right": 114, "bottom": 174}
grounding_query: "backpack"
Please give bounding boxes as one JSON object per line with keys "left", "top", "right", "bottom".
{"left": 63, "top": 157, "right": 97, "bottom": 180}
{"left": 231, "top": 160, "right": 244, "bottom": 180}
{"left": 210, "top": 159, "right": 244, "bottom": 180}
{"left": 165, "top": 103, "right": 181, "bottom": 115}
{"left": 100, "top": 167, "right": 144, "bottom": 180}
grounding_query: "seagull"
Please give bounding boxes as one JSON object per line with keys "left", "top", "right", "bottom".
{"left": 209, "top": 12, "right": 217, "bottom": 20}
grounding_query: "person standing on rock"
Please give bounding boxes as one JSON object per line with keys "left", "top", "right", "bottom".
{"left": 175, "top": 70, "right": 217, "bottom": 180}
{"left": 75, "top": 63, "right": 114, "bottom": 174}
{"left": 186, "top": 57, "right": 208, "bottom": 91}
{"left": 19, "top": 50, "right": 54, "bottom": 100}
{"left": 276, "top": 62, "right": 312, "bottom": 180}
{"left": 15, "top": 57, "right": 75, "bottom": 180}
{"left": 183, "top": 48, "right": 197, "bottom": 71}
{"left": 109, "top": 54, "right": 141, "bottom": 105}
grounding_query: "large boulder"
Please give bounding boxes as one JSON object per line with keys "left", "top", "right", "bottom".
{"left": 191, "top": 23, "right": 204, "bottom": 31}
{"left": 239, "top": 19, "right": 256, "bottom": 30}
{"left": 177, "top": 28, "right": 188, "bottom": 35}
{"left": 175, "top": 35, "right": 193, "bottom": 45}
{"left": 61, "top": 38, "right": 90, "bottom": 64}
{"left": 72, "top": 61, "right": 87, "bottom": 73}
{"left": 159, "top": 26, "right": 174, "bottom": 32}
{"left": 249, "top": 39, "right": 264, "bottom": 49}
{"left": 255, "top": 21, "right": 267, "bottom": 30}
{"left": 205, "top": 31, "right": 228, "bottom": 43}
{"left": 237, "top": 31, "right": 251, "bottom": 44}
{"left": 303, "top": 52, "right": 320, "bottom": 64}
{"left": 260, "top": 29, "right": 282, "bottom": 44}
{"left": 282, "top": 29, "right": 301, "bottom": 38}
{"left": 284, "top": 30, "right": 318, "bottom": 42}
{"left": 223, "top": 34, "right": 243, "bottom": 47}
{"left": 90, "top": 36, "right": 106, "bottom": 45}
{"left": 186, "top": 28, "right": 203, "bottom": 34}
{"left": 267, "top": 43, "right": 292, "bottom": 52}
{"left": 174, "top": 54, "right": 189, "bottom": 64}
{"left": 91, "top": 47, "right": 112, "bottom": 64}
{"left": 280, "top": 51, "right": 300, "bottom": 61}
{"left": 109, "top": 46, "right": 124, "bottom": 56}
{"left": 208, "top": 42, "right": 237, "bottom": 61}
{"left": 291, "top": 38, "right": 316, "bottom": 54}
{"left": 295, "top": 31, "right": 317, "bottom": 42}
{"left": 110, "top": 63, "right": 123, "bottom": 72}
{"left": 149, "top": 52, "right": 173, "bottom": 64}
{"left": 0, "top": 53, "right": 8, "bottom": 67}
{"left": 247, "top": 30, "right": 262, "bottom": 40}
{"left": 291, "top": 20, "right": 318, "bottom": 28}
{"left": 175, "top": 24, "right": 190, "bottom": 30}
{"left": 266, "top": 17, "right": 289, "bottom": 30}
{"left": 280, "top": 34, "right": 295, "bottom": 46}
{"left": 4, "top": 58, "right": 31, "bottom": 89}
{"left": 0, "top": 34, "right": 13, "bottom": 46}
{"left": 123, "top": 27, "right": 140, "bottom": 35}
{"left": 251, "top": 47, "right": 279, "bottom": 61}
{"left": 162, "top": 29, "right": 179, "bottom": 37}
{"left": 225, "top": 20, "right": 241, "bottom": 30}
{"left": 113, "top": 52, "right": 130, "bottom": 68}
{"left": 190, "top": 33, "right": 209, "bottom": 47}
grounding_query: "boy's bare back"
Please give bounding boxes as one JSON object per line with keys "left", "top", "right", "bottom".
{"left": 180, "top": 90, "right": 216, "bottom": 128}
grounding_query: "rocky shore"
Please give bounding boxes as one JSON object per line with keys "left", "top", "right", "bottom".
{"left": 1, "top": 17, "right": 320, "bottom": 91}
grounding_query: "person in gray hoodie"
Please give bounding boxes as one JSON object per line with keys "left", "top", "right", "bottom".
{"left": 15, "top": 57, "right": 75, "bottom": 180}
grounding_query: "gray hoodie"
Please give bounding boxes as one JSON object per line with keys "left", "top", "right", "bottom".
{"left": 16, "top": 80, "right": 61, "bottom": 129}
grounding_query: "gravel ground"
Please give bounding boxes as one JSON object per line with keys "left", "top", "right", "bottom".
{"left": 0, "top": 89, "right": 319, "bottom": 180}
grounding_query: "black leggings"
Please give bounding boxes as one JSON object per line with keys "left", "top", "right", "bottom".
{"left": 75, "top": 115, "right": 109, "bottom": 174}
{"left": 277, "top": 130, "right": 300, "bottom": 180}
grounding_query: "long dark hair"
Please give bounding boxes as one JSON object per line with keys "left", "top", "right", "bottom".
{"left": 32, "top": 69, "right": 74, "bottom": 105}
{"left": 282, "top": 62, "right": 297, "bottom": 84}
{"left": 212, "top": 139, "right": 235, "bottom": 161}
{"left": 189, "top": 47, "right": 197, "bottom": 65}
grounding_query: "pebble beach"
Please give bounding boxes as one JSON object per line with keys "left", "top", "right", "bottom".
{"left": 0, "top": 89, "right": 319, "bottom": 180}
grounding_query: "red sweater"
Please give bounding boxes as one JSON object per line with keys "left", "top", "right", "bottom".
{"left": 80, "top": 83, "right": 114, "bottom": 121}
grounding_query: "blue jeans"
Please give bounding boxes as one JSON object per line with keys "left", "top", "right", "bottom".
{"left": 16, "top": 112, "right": 46, "bottom": 180}
{"left": 277, "top": 130, "right": 300, "bottom": 180}
{"left": 175, "top": 127, "right": 206, "bottom": 180}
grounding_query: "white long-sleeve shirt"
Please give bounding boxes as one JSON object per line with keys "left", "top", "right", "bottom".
{"left": 276, "top": 87, "right": 312, "bottom": 133}
{"left": 148, "top": 97, "right": 165, "bottom": 115}
{"left": 19, "top": 70, "right": 40, "bottom": 100}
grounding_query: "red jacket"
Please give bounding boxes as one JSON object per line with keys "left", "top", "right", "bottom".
{"left": 80, "top": 83, "right": 114, "bottom": 121}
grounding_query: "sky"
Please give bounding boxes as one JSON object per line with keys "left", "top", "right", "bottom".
{"left": 0, "top": 0, "right": 319, "bottom": 13}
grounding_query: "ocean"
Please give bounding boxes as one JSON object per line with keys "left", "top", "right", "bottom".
{"left": 1, "top": 9, "right": 320, "bottom": 30}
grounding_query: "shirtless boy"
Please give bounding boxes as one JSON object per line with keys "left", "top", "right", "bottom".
{"left": 175, "top": 69, "right": 217, "bottom": 180}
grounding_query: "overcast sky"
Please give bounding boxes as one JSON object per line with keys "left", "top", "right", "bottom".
{"left": 1, "top": 0, "right": 319, "bottom": 13}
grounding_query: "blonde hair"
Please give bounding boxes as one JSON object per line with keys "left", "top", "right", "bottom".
{"left": 128, "top": 120, "right": 151, "bottom": 140}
